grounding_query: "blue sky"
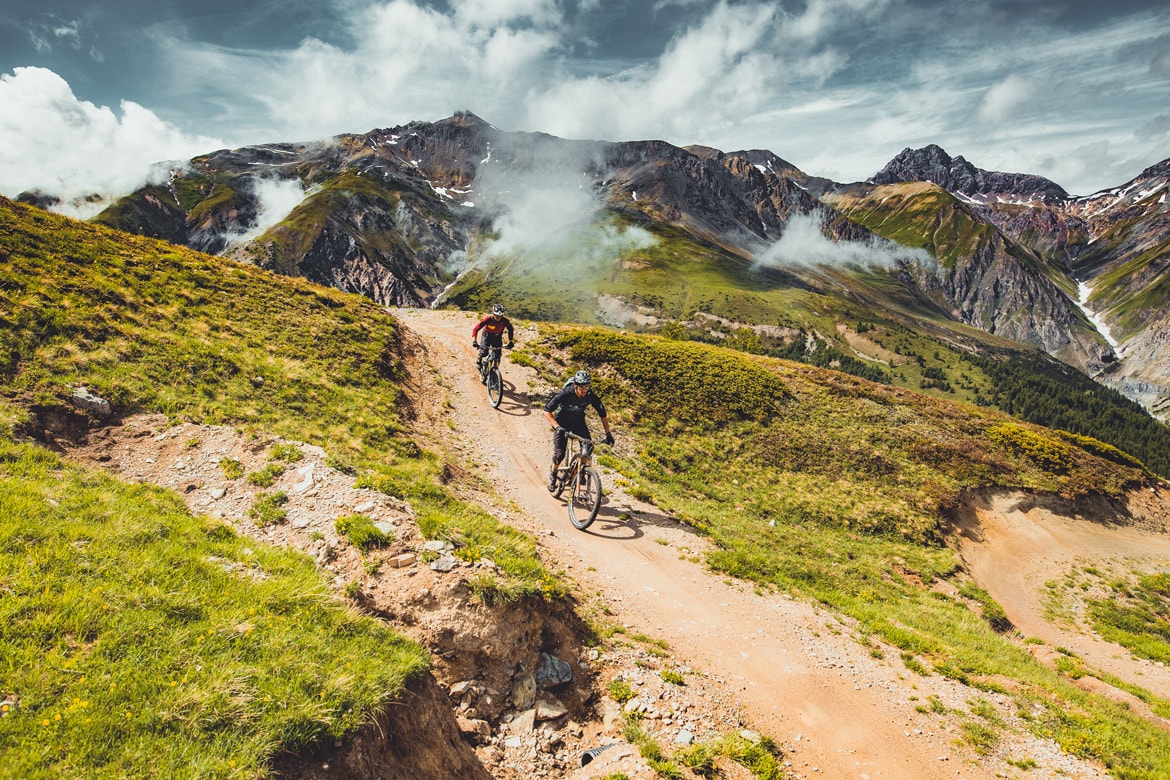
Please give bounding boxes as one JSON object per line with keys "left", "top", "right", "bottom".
{"left": 1, "top": 0, "right": 1168, "bottom": 213}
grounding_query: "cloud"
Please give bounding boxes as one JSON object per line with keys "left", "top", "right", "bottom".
{"left": 756, "top": 212, "right": 932, "bottom": 271}
{"left": 0, "top": 67, "right": 224, "bottom": 216}
{"left": 28, "top": 17, "right": 82, "bottom": 53}
{"left": 526, "top": 2, "right": 783, "bottom": 142}
{"left": 226, "top": 177, "right": 311, "bottom": 246}
{"left": 473, "top": 153, "right": 656, "bottom": 265}
{"left": 440, "top": 137, "right": 659, "bottom": 285}
{"left": 153, "top": 0, "right": 566, "bottom": 143}
{"left": 976, "top": 74, "right": 1036, "bottom": 128}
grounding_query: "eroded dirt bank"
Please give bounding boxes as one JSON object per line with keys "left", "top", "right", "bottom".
{"left": 955, "top": 488, "right": 1170, "bottom": 709}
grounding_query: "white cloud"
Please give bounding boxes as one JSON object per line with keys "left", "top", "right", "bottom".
{"left": 451, "top": 0, "right": 562, "bottom": 29}
{"left": 226, "top": 177, "right": 311, "bottom": 246}
{"left": 756, "top": 212, "right": 932, "bottom": 270}
{"left": 467, "top": 148, "right": 656, "bottom": 274}
{"left": 977, "top": 75, "right": 1037, "bottom": 128}
{"left": 165, "top": 0, "right": 567, "bottom": 142}
{"left": 527, "top": 2, "right": 782, "bottom": 142}
{"left": 0, "top": 67, "right": 224, "bottom": 216}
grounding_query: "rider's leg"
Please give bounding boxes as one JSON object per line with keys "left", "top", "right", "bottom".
{"left": 549, "top": 427, "right": 568, "bottom": 492}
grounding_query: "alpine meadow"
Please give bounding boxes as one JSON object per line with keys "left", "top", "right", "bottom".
{"left": 5, "top": 110, "right": 1170, "bottom": 780}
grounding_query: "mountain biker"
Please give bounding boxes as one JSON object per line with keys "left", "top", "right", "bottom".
{"left": 543, "top": 370, "right": 613, "bottom": 492}
{"left": 472, "top": 304, "right": 514, "bottom": 369}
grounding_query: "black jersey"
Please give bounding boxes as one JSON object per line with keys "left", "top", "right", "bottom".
{"left": 544, "top": 385, "right": 607, "bottom": 432}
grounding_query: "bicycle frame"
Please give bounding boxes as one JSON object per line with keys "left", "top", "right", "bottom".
{"left": 483, "top": 345, "right": 501, "bottom": 373}
{"left": 557, "top": 431, "right": 602, "bottom": 529}
{"left": 477, "top": 345, "right": 501, "bottom": 375}
{"left": 564, "top": 432, "right": 594, "bottom": 474}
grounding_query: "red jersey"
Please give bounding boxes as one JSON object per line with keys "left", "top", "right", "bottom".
{"left": 472, "top": 314, "right": 514, "bottom": 341}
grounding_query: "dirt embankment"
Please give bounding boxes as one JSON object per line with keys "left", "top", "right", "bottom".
{"left": 955, "top": 488, "right": 1170, "bottom": 711}
{"left": 44, "top": 305, "right": 1170, "bottom": 779}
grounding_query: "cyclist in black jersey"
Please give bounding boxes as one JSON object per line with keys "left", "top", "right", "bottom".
{"left": 543, "top": 370, "right": 613, "bottom": 492}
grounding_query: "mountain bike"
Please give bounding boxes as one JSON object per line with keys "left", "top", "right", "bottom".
{"left": 475, "top": 344, "right": 509, "bottom": 408}
{"left": 552, "top": 431, "right": 603, "bottom": 529}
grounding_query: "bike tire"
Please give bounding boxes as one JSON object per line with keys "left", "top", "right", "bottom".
{"left": 487, "top": 368, "right": 503, "bottom": 407}
{"left": 553, "top": 465, "right": 568, "bottom": 499}
{"left": 568, "top": 466, "right": 602, "bottom": 530}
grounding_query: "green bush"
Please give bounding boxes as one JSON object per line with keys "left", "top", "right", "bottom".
{"left": 219, "top": 458, "right": 244, "bottom": 479}
{"left": 987, "top": 422, "right": 1072, "bottom": 473}
{"left": 249, "top": 491, "right": 288, "bottom": 526}
{"left": 607, "top": 678, "right": 636, "bottom": 704}
{"left": 246, "top": 462, "right": 286, "bottom": 487}
{"left": 335, "top": 514, "right": 390, "bottom": 552}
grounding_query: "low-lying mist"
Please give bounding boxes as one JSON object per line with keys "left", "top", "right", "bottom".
{"left": 756, "top": 212, "right": 934, "bottom": 272}
{"left": 470, "top": 158, "right": 656, "bottom": 270}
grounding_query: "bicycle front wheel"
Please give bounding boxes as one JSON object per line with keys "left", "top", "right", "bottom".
{"left": 568, "top": 466, "right": 602, "bottom": 530}
{"left": 487, "top": 368, "right": 503, "bottom": 407}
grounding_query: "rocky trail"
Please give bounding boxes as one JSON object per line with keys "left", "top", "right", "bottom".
{"left": 61, "top": 307, "right": 1170, "bottom": 780}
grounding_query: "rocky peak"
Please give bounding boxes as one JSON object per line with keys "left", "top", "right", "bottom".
{"left": 723, "top": 149, "right": 803, "bottom": 179}
{"left": 870, "top": 144, "right": 1068, "bottom": 203}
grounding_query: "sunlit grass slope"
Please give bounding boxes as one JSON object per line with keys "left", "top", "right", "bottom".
{"left": 0, "top": 438, "right": 429, "bottom": 779}
{"left": 0, "top": 196, "right": 556, "bottom": 594}
{"left": 527, "top": 326, "right": 1170, "bottom": 778}
{"left": 0, "top": 196, "right": 559, "bottom": 776}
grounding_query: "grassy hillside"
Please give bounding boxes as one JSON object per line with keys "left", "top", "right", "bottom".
{"left": 0, "top": 196, "right": 559, "bottom": 777}
{"left": 521, "top": 326, "right": 1170, "bottom": 778}
{"left": 447, "top": 214, "right": 1025, "bottom": 401}
{"left": 0, "top": 438, "right": 429, "bottom": 779}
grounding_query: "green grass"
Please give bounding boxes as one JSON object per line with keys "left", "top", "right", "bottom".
{"left": 245, "top": 463, "right": 285, "bottom": 487}
{"left": 0, "top": 196, "right": 562, "bottom": 774}
{"left": 1088, "top": 573, "right": 1170, "bottom": 664}
{"left": 527, "top": 323, "right": 1170, "bottom": 778}
{"left": 607, "top": 678, "right": 636, "bottom": 704}
{"left": 248, "top": 491, "right": 289, "bottom": 526}
{"left": 334, "top": 514, "right": 390, "bottom": 552}
{"left": 623, "top": 713, "right": 784, "bottom": 780}
{"left": 0, "top": 438, "right": 430, "bottom": 779}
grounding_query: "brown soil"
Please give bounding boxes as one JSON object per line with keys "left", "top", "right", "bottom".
{"left": 56, "top": 306, "right": 1170, "bottom": 779}
{"left": 954, "top": 489, "right": 1170, "bottom": 713}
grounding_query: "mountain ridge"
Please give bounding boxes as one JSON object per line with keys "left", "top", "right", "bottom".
{"left": 73, "top": 115, "right": 1170, "bottom": 419}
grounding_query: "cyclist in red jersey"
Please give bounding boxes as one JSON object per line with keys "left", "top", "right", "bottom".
{"left": 472, "top": 303, "right": 514, "bottom": 367}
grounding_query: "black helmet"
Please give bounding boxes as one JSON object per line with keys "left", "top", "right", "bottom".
{"left": 572, "top": 370, "right": 591, "bottom": 385}
{"left": 492, "top": 303, "right": 504, "bottom": 315}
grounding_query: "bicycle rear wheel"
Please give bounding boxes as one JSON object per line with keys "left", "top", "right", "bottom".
{"left": 568, "top": 466, "right": 602, "bottom": 530}
{"left": 487, "top": 368, "right": 503, "bottom": 407}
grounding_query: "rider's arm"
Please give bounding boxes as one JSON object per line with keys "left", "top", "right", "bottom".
{"left": 543, "top": 388, "right": 565, "bottom": 424}
{"left": 590, "top": 394, "right": 608, "bottom": 422}
{"left": 505, "top": 318, "right": 514, "bottom": 342}
{"left": 472, "top": 316, "right": 488, "bottom": 340}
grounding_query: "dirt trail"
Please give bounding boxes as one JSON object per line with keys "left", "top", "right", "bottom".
{"left": 955, "top": 491, "right": 1170, "bottom": 704}
{"left": 398, "top": 308, "right": 1109, "bottom": 780}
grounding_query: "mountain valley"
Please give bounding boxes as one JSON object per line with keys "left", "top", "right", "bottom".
{"left": 5, "top": 122, "right": 1170, "bottom": 779}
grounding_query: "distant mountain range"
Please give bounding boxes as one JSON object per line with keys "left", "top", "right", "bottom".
{"left": 55, "top": 112, "right": 1169, "bottom": 420}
